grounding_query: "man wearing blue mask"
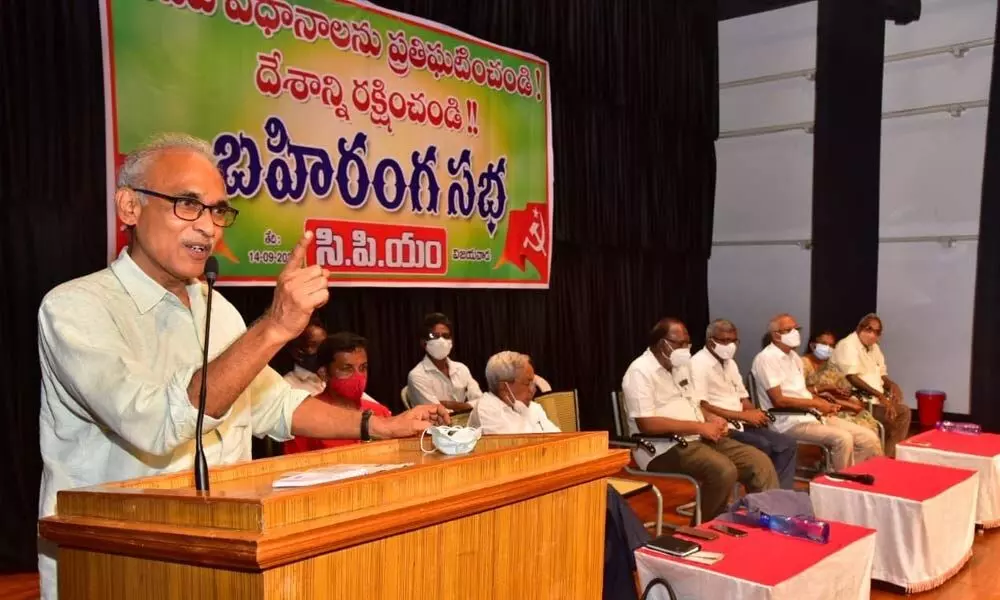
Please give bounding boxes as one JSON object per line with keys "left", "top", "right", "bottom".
{"left": 691, "top": 319, "right": 797, "bottom": 489}
{"left": 406, "top": 312, "right": 483, "bottom": 411}
{"left": 623, "top": 318, "right": 779, "bottom": 523}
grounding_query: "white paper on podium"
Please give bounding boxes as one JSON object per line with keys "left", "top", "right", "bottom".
{"left": 272, "top": 463, "right": 413, "bottom": 488}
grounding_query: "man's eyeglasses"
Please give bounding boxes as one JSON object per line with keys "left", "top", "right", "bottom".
{"left": 133, "top": 188, "right": 239, "bottom": 228}
{"left": 424, "top": 332, "right": 453, "bottom": 341}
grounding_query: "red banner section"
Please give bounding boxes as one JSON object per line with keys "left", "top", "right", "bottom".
{"left": 497, "top": 202, "right": 549, "bottom": 281}
{"left": 304, "top": 218, "right": 448, "bottom": 276}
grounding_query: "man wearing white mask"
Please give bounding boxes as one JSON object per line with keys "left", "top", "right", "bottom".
{"left": 751, "top": 313, "right": 882, "bottom": 471}
{"left": 468, "top": 351, "right": 559, "bottom": 433}
{"left": 623, "top": 318, "right": 778, "bottom": 523}
{"left": 691, "top": 319, "right": 797, "bottom": 489}
{"left": 406, "top": 312, "right": 483, "bottom": 411}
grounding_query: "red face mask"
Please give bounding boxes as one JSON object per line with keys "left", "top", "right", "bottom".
{"left": 326, "top": 372, "right": 367, "bottom": 405}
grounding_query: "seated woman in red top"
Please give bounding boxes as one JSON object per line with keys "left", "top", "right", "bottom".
{"left": 283, "top": 332, "right": 392, "bottom": 454}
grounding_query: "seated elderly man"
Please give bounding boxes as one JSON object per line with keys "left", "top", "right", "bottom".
{"left": 831, "top": 313, "right": 911, "bottom": 457}
{"left": 691, "top": 319, "right": 797, "bottom": 489}
{"left": 468, "top": 351, "right": 559, "bottom": 433}
{"left": 751, "top": 313, "right": 882, "bottom": 471}
{"left": 469, "top": 352, "right": 649, "bottom": 600}
{"left": 623, "top": 317, "right": 779, "bottom": 523}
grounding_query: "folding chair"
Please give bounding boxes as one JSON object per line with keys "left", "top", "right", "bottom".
{"left": 535, "top": 390, "right": 667, "bottom": 535}
{"left": 451, "top": 411, "right": 471, "bottom": 427}
{"left": 400, "top": 387, "right": 412, "bottom": 410}
{"left": 612, "top": 391, "right": 703, "bottom": 527}
{"left": 852, "top": 389, "right": 888, "bottom": 451}
{"left": 746, "top": 371, "right": 832, "bottom": 482}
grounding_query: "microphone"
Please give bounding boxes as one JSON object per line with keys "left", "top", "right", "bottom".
{"left": 826, "top": 471, "right": 875, "bottom": 485}
{"left": 194, "top": 256, "right": 219, "bottom": 492}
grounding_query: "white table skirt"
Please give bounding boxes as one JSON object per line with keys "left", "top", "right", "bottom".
{"left": 811, "top": 471, "right": 977, "bottom": 592}
{"left": 898, "top": 444, "right": 1000, "bottom": 528}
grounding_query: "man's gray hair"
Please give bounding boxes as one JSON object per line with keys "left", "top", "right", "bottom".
{"left": 768, "top": 313, "right": 795, "bottom": 332}
{"left": 706, "top": 319, "right": 737, "bottom": 340}
{"left": 485, "top": 351, "right": 531, "bottom": 394}
{"left": 857, "top": 313, "right": 882, "bottom": 329}
{"left": 116, "top": 133, "right": 215, "bottom": 200}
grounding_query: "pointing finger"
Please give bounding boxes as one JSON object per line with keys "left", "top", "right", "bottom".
{"left": 280, "top": 231, "right": 313, "bottom": 277}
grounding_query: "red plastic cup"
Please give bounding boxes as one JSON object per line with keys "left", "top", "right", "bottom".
{"left": 916, "top": 389, "right": 946, "bottom": 430}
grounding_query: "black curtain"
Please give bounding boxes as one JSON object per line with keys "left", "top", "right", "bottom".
{"left": 809, "top": 0, "right": 886, "bottom": 338}
{"left": 970, "top": 8, "right": 1000, "bottom": 433}
{"left": 0, "top": 0, "right": 718, "bottom": 571}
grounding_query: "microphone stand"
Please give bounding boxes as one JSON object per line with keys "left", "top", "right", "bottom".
{"left": 194, "top": 259, "right": 218, "bottom": 492}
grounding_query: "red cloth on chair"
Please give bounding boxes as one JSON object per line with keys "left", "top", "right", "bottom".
{"left": 812, "top": 456, "right": 976, "bottom": 502}
{"left": 900, "top": 429, "right": 1000, "bottom": 458}
{"left": 637, "top": 520, "right": 874, "bottom": 587}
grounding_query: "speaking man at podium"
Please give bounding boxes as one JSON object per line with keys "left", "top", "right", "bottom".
{"left": 35, "top": 134, "right": 448, "bottom": 599}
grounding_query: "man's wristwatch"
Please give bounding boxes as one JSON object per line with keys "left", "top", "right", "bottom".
{"left": 360, "top": 409, "right": 374, "bottom": 442}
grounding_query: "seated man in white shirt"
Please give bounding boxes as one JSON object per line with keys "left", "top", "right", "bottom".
{"left": 623, "top": 318, "right": 779, "bottom": 523}
{"left": 281, "top": 314, "right": 327, "bottom": 395}
{"left": 468, "top": 351, "right": 560, "bottom": 433}
{"left": 465, "top": 353, "right": 647, "bottom": 600}
{"left": 406, "top": 312, "right": 484, "bottom": 412}
{"left": 831, "top": 313, "right": 911, "bottom": 457}
{"left": 751, "top": 313, "right": 882, "bottom": 471}
{"left": 691, "top": 319, "right": 797, "bottom": 489}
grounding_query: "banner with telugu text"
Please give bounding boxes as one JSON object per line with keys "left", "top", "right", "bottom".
{"left": 100, "top": 0, "right": 552, "bottom": 287}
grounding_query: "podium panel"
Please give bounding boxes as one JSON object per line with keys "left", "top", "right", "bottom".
{"left": 41, "top": 433, "right": 627, "bottom": 599}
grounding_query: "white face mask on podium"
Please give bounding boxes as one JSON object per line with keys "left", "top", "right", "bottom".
{"left": 420, "top": 425, "right": 482, "bottom": 455}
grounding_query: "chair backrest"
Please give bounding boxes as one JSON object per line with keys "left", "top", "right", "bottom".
{"left": 535, "top": 391, "right": 579, "bottom": 432}
{"left": 451, "top": 411, "right": 471, "bottom": 427}
{"left": 400, "top": 387, "right": 412, "bottom": 410}
{"left": 611, "top": 391, "right": 630, "bottom": 438}
{"left": 747, "top": 369, "right": 776, "bottom": 411}
{"left": 746, "top": 372, "right": 761, "bottom": 409}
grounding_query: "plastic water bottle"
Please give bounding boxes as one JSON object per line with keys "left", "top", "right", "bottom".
{"left": 936, "top": 421, "right": 982, "bottom": 435}
{"left": 758, "top": 513, "right": 831, "bottom": 544}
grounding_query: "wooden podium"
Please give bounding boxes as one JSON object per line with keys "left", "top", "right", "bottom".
{"left": 39, "top": 432, "right": 628, "bottom": 599}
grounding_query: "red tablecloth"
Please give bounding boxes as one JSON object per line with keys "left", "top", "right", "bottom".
{"left": 635, "top": 519, "right": 876, "bottom": 600}
{"left": 900, "top": 429, "right": 1000, "bottom": 457}
{"left": 639, "top": 520, "right": 873, "bottom": 587}
{"left": 898, "top": 430, "right": 1000, "bottom": 528}
{"left": 812, "top": 456, "right": 975, "bottom": 501}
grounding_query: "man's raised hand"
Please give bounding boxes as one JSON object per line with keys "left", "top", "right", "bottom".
{"left": 265, "top": 231, "right": 330, "bottom": 342}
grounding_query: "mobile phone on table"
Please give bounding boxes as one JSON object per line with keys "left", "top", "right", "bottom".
{"left": 710, "top": 523, "right": 748, "bottom": 538}
{"left": 664, "top": 524, "right": 719, "bottom": 541}
{"left": 647, "top": 534, "right": 701, "bottom": 558}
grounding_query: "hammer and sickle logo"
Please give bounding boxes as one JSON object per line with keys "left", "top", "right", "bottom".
{"left": 522, "top": 208, "right": 547, "bottom": 255}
